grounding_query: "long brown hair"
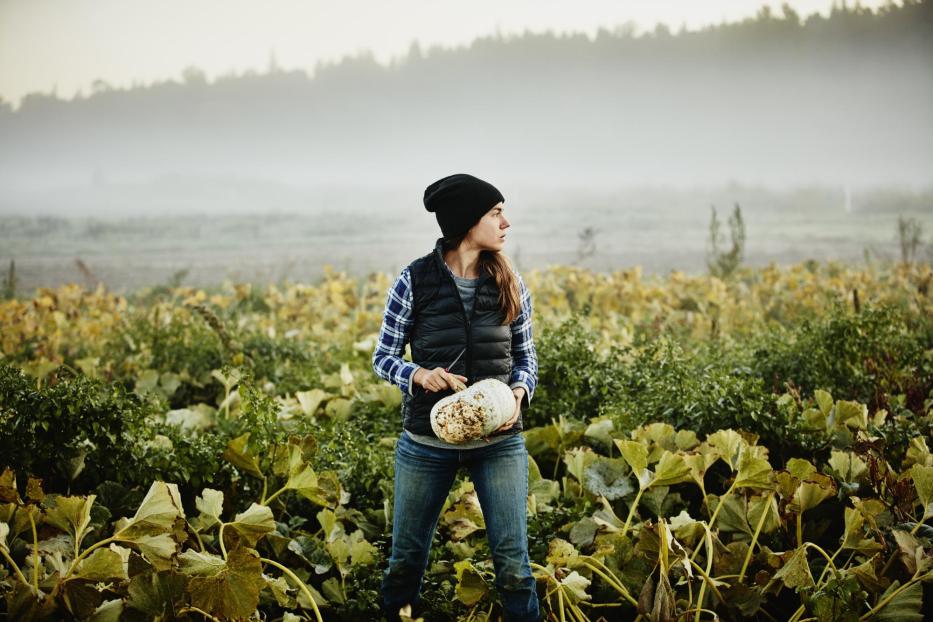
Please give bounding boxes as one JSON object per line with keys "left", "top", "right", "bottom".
{"left": 442, "top": 234, "right": 521, "bottom": 325}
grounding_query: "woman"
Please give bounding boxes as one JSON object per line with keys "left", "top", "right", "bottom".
{"left": 372, "top": 173, "right": 541, "bottom": 621}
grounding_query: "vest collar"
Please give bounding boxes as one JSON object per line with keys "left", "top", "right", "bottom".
{"left": 432, "top": 237, "right": 493, "bottom": 286}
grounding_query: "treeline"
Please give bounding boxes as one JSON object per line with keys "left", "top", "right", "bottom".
{"left": 0, "top": 0, "right": 930, "bottom": 193}
{"left": 2, "top": 0, "right": 929, "bottom": 115}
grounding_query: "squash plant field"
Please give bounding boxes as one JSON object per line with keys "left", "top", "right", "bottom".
{"left": 1, "top": 260, "right": 931, "bottom": 621}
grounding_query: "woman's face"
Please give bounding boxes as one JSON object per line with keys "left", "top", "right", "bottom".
{"left": 465, "top": 202, "right": 510, "bottom": 251}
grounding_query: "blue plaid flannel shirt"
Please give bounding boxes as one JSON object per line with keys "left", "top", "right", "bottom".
{"left": 371, "top": 266, "right": 538, "bottom": 405}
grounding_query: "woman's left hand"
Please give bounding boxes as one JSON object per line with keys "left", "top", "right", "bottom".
{"left": 496, "top": 387, "right": 525, "bottom": 432}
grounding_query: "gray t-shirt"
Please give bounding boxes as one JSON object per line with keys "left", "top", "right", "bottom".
{"left": 406, "top": 269, "right": 516, "bottom": 449}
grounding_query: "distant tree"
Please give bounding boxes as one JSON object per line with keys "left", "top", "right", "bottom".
{"left": 181, "top": 66, "right": 207, "bottom": 85}
{"left": 780, "top": 3, "right": 802, "bottom": 25}
{"left": 575, "top": 226, "right": 597, "bottom": 264}
{"left": 91, "top": 79, "right": 112, "bottom": 94}
{"left": 706, "top": 203, "right": 746, "bottom": 279}
{"left": 897, "top": 215, "right": 923, "bottom": 266}
{"left": 1, "top": 260, "right": 16, "bottom": 300}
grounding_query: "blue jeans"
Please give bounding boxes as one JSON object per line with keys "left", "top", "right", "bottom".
{"left": 382, "top": 431, "right": 541, "bottom": 621}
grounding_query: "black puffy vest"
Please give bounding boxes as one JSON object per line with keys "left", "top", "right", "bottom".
{"left": 401, "top": 237, "right": 521, "bottom": 437}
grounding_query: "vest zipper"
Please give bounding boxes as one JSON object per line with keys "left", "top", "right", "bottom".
{"left": 447, "top": 270, "right": 479, "bottom": 383}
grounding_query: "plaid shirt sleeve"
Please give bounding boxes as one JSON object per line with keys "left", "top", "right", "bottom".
{"left": 372, "top": 267, "right": 421, "bottom": 396}
{"left": 509, "top": 271, "right": 538, "bottom": 409}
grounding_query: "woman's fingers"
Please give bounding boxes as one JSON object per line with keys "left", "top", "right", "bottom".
{"left": 421, "top": 368, "right": 468, "bottom": 392}
{"left": 444, "top": 371, "right": 468, "bottom": 392}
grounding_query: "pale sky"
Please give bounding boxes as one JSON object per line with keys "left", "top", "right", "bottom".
{"left": 0, "top": 0, "right": 889, "bottom": 108}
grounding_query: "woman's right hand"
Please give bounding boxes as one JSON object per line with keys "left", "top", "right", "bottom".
{"left": 414, "top": 367, "right": 468, "bottom": 393}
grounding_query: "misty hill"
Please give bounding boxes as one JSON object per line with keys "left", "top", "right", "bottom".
{"left": 1, "top": 1, "right": 931, "bottom": 215}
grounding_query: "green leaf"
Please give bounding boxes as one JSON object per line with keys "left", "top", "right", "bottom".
{"left": 815, "top": 389, "right": 834, "bottom": 417}
{"left": 296, "top": 388, "right": 327, "bottom": 417}
{"left": 324, "top": 529, "right": 378, "bottom": 577}
{"left": 226, "top": 503, "right": 275, "bottom": 548}
{"left": 284, "top": 456, "right": 341, "bottom": 507}
{"left": 529, "top": 455, "right": 561, "bottom": 510}
{"left": 185, "top": 547, "right": 264, "bottom": 620}
{"left": 710, "top": 494, "right": 752, "bottom": 536}
{"left": 651, "top": 451, "right": 691, "bottom": 488}
{"left": 720, "top": 584, "right": 765, "bottom": 618}
{"left": 222, "top": 432, "right": 263, "bottom": 478}
{"left": 190, "top": 488, "right": 224, "bottom": 532}
{"left": 848, "top": 555, "right": 887, "bottom": 593}
{"left": 563, "top": 446, "right": 597, "bottom": 484}
{"left": 264, "top": 574, "right": 296, "bottom": 608}
{"left": 675, "top": 430, "right": 700, "bottom": 451}
{"left": 632, "top": 422, "right": 678, "bottom": 461}
{"left": 746, "top": 494, "right": 781, "bottom": 535}
{"left": 707, "top": 429, "right": 745, "bottom": 469}
{"left": 910, "top": 464, "right": 933, "bottom": 518}
{"left": 524, "top": 424, "right": 561, "bottom": 460}
{"left": 734, "top": 451, "right": 774, "bottom": 490}
{"left": 592, "top": 496, "right": 626, "bottom": 531}
{"left": 841, "top": 507, "right": 883, "bottom": 554}
{"left": 126, "top": 534, "right": 178, "bottom": 570}
{"left": 347, "top": 530, "right": 376, "bottom": 567}
{"left": 802, "top": 407, "right": 828, "bottom": 431}
{"left": 832, "top": 401, "right": 868, "bottom": 430}
{"left": 892, "top": 530, "right": 922, "bottom": 575}
{"left": 324, "top": 397, "right": 353, "bottom": 420}
{"left": 73, "top": 547, "right": 127, "bottom": 582}
{"left": 454, "top": 559, "right": 489, "bottom": 606}
{"left": 0, "top": 468, "right": 20, "bottom": 503}
{"left": 829, "top": 451, "right": 868, "bottom": 484}
{"left": 640, "top": 485, "right": 673, "bottom": 518}
{"left": 318, "top": 508, "right": 344, "bottom": 543}
{"left": 6, "top": 579, "right": 57, "bottom": 620}
{"left": 683, "top": 450, "right": 718, "bottom": 489}
{"left": 43, "top": 493, "right": 95, "bottom": 552}
{"left": 615, "top": 439, "right": 648, "bottom": 478}
{"left": 135, "top": 369, "right": 160, "bottom": 394}
{"left": 160, "top": 372, "right": 181, "bottom": 397}
{"left": 88, "top": 599, "right": 123, "bottom": 622}
{"left": 570, "top": 517, "right": 598, "bottom": 548}
{"left": 774, "top": 546, "right": 814, "bottom": 589}
{"left": 546, "top": 538, "right": 585, "bottom": 570}
{"left": 792, "top": 474, "right": 836, "bottom": 513}
{"left": 61, "top": 579, "right": 105, "bottom": 619}
{"left": 583, "top": 457, "right": 633, "bottom": 501}
{"left": 874, "top": 580, "right": 923, "bottom": 621}
{"left": 116, "top": 481, "right": 185, "bottom": 537}
{"left": 906, "top": 437, "right": 933, "bottom": 469}
{"left": 295, "top": 573, "right": 331, "bottom": 610}
{"left": 786, "top": 458, "right": 817, "bottom": 481}
{"left": 669, "top": 510, "right": 704, "bottom": 548}
{"left": 805, "top": 573, "right": 862, "bottom": 622}
{"left": 321, "top": 576, "right": 346, "bottom": 604}
{"left": 583, "top": 417, "right": 615, "bottom": 452}
{"left": 442, "top": 484, "right": 486, "bottom": 541}
{"left": 211, "top": 367, "right": 242, "bottom": 392}
{"left": 164, "top": 404, "right": 215, "bottom": 432}
{"left": 178, "top": 549, "right": 225, "bottom": 575}
{"left": 125, "top": 570, "right": 188, "bottom": 618}
{"left": 111, "top": 482, "right": 184, "bottom": 568}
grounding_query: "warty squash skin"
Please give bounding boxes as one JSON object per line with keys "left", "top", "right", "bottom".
{"left": 429, "top": 378, "right": 516, "bottom": 443}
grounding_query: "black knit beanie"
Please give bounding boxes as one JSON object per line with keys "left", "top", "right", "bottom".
{"left": 423, "top": 173, "right": 505, "bottom": 240}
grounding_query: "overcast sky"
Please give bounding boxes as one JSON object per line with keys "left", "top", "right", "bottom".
{"left": 0, "top": 0, "right": 889, "bottom": 107}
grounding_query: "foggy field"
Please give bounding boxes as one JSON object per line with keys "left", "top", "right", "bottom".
{"left": 3, "top": 184, "right": 930, "bottom": 294}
